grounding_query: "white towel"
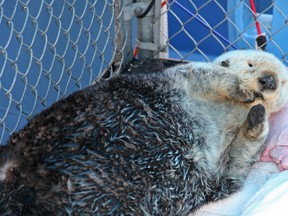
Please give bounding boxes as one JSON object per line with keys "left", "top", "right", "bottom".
{"left": 192, "top": 162, "right": 279, "bottom": 216}
{"left": 241, "top": 169, "right": 288, "bottom": 215}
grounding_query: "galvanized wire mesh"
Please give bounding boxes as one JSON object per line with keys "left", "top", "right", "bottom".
{"left": 162, "top": 0, "right": 288, "bottom": 63}
{"left": 0, "top": 0, "right": 118, "bottom": 144}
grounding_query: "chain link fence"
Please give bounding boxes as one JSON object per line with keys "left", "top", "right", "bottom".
{"left": 165, "top": 0, "right": 288, "bottom": 63}
{"left": 0, "top": 0, "right": 118, "bottom": 144}
{"left": 1, "top": 0, "right": 288, "bottom": 144}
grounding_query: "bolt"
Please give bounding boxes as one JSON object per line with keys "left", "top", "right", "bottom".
{"left": 134, "top": 7, "right": 143, "bottom": 16}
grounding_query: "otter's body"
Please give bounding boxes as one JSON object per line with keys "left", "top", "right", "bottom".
{"left": 1, "top": 50, "right": 288, "bottom": 215}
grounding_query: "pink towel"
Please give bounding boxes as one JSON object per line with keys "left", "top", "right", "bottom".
{"left": 260, "top": 102, "right": 288, "bottom": 170}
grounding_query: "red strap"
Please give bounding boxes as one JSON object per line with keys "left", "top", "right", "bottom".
{"left": 249, "top": 0, "right": 262, "bottom": 35}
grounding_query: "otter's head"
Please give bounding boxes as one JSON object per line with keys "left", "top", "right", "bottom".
{"left": 214, "top": 50, "right": 288, "bottom": 114}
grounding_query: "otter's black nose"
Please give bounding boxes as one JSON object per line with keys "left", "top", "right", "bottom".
{"left": 258, "top": 75, "right": 276, "bottom": 90}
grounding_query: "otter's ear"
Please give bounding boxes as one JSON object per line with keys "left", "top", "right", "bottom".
{"left": 221, "top": 60, "right": 229, "bottom": 67}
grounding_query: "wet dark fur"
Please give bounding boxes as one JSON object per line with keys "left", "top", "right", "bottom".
{"left": 1, "top": 52, "right": 284, "bottom": 215}
{"left": 1, "top": 75, "right": 216, "bottom": 215}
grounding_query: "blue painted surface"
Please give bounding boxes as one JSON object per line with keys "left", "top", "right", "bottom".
{"left": 0, "top": 1, "right": 114, "bottom": 144}
{"left": 268, "top": 1, "right": 288, "bottom": 61}
{"left": 168, "top": 0, "right": 230, "bottom": 61}
{"left": 227, "top": 0, "right": 288, "bottom": 63}
{"left": 168, "top": 0, "right": 288, "bottom": 63}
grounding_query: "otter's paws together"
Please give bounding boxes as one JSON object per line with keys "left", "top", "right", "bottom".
{"left": 231, "top": 74, "right": 276, "bottom": 104}
{"left": 230, "top": 79, "right": 264, "bottom": 104}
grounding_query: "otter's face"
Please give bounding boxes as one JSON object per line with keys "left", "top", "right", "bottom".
{"left": 214, "top": 50, "right": 288, "bottom": 113}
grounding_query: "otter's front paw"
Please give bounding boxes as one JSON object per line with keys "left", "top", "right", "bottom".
{"left": 231, "top": 80, "right": 264, "bottom": 104}
{"left": 245, "top": 104, "right": 266, "bottom": 138}
{"left": 234, "top": 74, "right": 276, "bottom": 104}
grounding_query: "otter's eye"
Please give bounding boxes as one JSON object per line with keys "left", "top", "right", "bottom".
{"left": 221, "top": 60, "right": 229, "bottom": 67}
{"left": 248, "top": 63, "right": 253, "bottom": 67}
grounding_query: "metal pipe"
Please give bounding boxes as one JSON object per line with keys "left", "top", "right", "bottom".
{"left": 113, "top": 0, "right": 133, "bottom": 72}
{"left": 136, "top": 0, "right": 155, "bottom": 60}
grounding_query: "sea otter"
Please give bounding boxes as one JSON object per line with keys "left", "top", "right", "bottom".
{"left": 0, "top": 50, "right": 287, "bottom": 215}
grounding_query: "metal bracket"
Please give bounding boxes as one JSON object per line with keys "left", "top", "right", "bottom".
{"left": 136, "top": 40, "right": 167, "bottom": 52}
{"left": 124, "top": 2, "right": 154, "bottom": 21}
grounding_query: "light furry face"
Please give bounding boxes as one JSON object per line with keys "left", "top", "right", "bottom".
{"left": 214, "top": 50, "right": 288, "bottom": 113}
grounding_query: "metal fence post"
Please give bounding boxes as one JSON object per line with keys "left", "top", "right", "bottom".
{"left": 113, "top": 0, "right": 134, "bottom": 72}
{"left": 136, "top": 0, "right": 162, "bottom": 60}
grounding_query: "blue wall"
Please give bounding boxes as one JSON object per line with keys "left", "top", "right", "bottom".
{"left": 0, "top": 0, "right": 114, "bottom": 144}
{"left": 168, "top": 0, "right": 229, "bottom": 61}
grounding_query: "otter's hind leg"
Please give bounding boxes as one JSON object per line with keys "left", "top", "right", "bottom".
{"left": 194, "top": 104, "right": 269, "bottom": 201}
{"left": 213, "top": 104, "right": 268, "bottom": 200}
{"left": 226, "top": 104, "right": 268, "bottom": 173}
